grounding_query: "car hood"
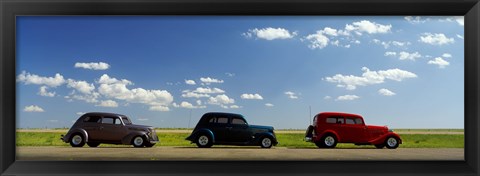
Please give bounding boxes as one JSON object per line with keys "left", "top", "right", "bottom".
{"left": 125, "top": 124, "right": 154, "bottom": 129}
{"left": 249, "top": 125, "right": 274, "bottom": 131}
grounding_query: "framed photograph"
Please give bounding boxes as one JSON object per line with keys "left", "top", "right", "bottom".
{"left": 1, "top": 0, "right": 479, "bottom": 175}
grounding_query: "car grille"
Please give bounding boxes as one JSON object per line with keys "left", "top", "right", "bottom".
{"left": 151, "top": 129, "right": 159, "bottom": 141}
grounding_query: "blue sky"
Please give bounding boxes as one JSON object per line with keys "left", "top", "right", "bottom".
{"left": 16, "top": 16, "right": 464, "bottom": 129}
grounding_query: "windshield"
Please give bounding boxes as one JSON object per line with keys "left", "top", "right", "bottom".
{"left": 121, "top": 116, "right": 132, "bottom": 125}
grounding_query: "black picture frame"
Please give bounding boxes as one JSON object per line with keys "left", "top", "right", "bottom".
{"left": 1, "top": 0, "right": 479, "bottom": 175}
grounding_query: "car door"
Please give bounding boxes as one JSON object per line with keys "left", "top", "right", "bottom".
{"left": 228, "top": 116, "right": 252, "bottom": 143}
{"left": 209, "top": 116, "right": 230, "bottom": 142}
{"left": 330, "top": 116, "right": 347, "bottom": 142}
{"left": 81, "top": 115, "right": 102, "bottom": 140}
{"left": 343, "top": 117, "right": 367, "bottom": 143}
{"left": 98, "top": 116, "right": 127, "bottom": 142}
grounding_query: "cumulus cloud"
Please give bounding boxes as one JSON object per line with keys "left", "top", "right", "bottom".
{"left": 181, "top": 92, "right": 210, "bottom": 98}
{"left": 324, "top": 96, "right": 332, "bottom": 100}
{"left": 265, "top": 103, "right": 274, "bottom": 107}
{"left": 404, "top": 16, "right": 429, "bottom": 24}
{"left": 137, "top": 118, "right": 149, "bottom": 121}
{"left": 182, "top": 87, "right": 225, "bottom": 98}
{"left": 346, "top": 20, "right": 392, "bottom": 34}
{"left": 284, "top": 91, "right": 299, "bottom": 99}
{"left": 96, "top": 100, "right": 118, "bottom": 107}
{"left": 208, "top": 94, "right": 235, "bottom": 105}
{"left": 336, "top": 95, "right": 360, "bottom": 101}
{"left": 240, "top": 93, "right": 263, "bottom": 100}
{"left": 229, "top": 105, "right": 241, "bottom": 109}
{"left": 384, "top": 51, "right": 397, "bottom": 56}
{"left": 419, "top": 33, "right": 454, "bottom": 45}
{"left": 428, "top": 57, "right": 450, "bottom": 68}
{"left": 225, "top": 72, "right": 235, "bottom": 77}
{"left": 173, "top": 101, "right": 206, "bottom": 109}
{"left": 97, "top": 74, "right": 173, "bottom": 111}
{"left": 324, "top": 67, "right": 417, "bottom": 90}
{"left": 38, "top": 86, "right": 55, "bottom": 97}
{"left": 399, "top": 51, "right": 422, "bottom": 61}
{"left": 456, "top": 34, "right": 464, "bottom": 39}
{"left": 200, "top": 77, "right": 224, "bottom": 85}
{"left": 374, "top": 39, "right": 411, "bottom": 49}
{"left": 24, "top": 105, "right": 44, "bottom": 112}
{"left": 378, "top": 88, "right": 396, "bottom": 96}
{"left": 185, "top": 80, "right": 196, "bottom": 85}
{"left": 76, "top": 112, "right": 85, "bottom": 115}
{"left": 17, "top": 71, "right": 65, "bottom": 87}
{"left": 67, "top": 79, "right": 95, "bottom": 94}
{"left": 74, "top": 62, "right": 110, "bottom": 70}
{"left": 243, "top": 27, "right": 297, "bottom": 40}
{"left": 304, "top": 31, "right": 329, "bottom": 49}
{"left": 442, "top": 53, "right": 452, "bottom": 58}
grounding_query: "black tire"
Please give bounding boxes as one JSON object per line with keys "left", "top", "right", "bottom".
{"left": 321, "top": 134, "right": 337, "bottom": 148}
{"left": 69, "top": 133, "right": 85, "bottom": 147}
{"left": 144, "top": 142, "right": 155, "bottom": 148}
{"left": 305, "top": 125, "right": 314, "bottom": 138}
{"left": 259, "top": 136, "right": 273, "bottom": 148}
{"left": 87, "top": 142, "right": 100, "bottom": 147}
{"left": 375, "top": 144, "right": 385, "bottom": 149}
{"left": 195, "top": 134, "right": 213, "bottom": 148}
{"left": 132, "top": 136, "right": 146, "bottom": 148}
{"left": 385, "top": 137, "right": 400, "bottom": 149}
{"left": 315, "top": 141, "right": 325, "bottom": 148}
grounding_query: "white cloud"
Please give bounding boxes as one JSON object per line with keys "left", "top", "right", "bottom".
{"left": 196, "top": 100, "right": 202, "bottom": 105}
{"left": 76, "top": 112, "right": 85, "bottom": 115}
{"left": 193, "top": 87, "right": 225, "bottom": 94}
{"left": 65, "top": 92, "right": 100, "bottom": 103}
{"left": 324, "top": 96, "right": 332, "bottom": 100}
{"left": 149, "top": 106, "right": 170, "bottom": 112}
{"left": 181, "top": 87, "right": 225, "bottom": 98}
{"left": 419, "top": 33, "right": 454, "bottom": 45}
{"left": 225, "top": 72, "right": 235, "bottom": 77}
{"left": 428, "top": 57, "right": 450, "bottom": 68}
{"left": 67, "top": 79, "right": 95, "bottom": 94}
{"left": 324, "top": 67, "right": 417, "bottom": 90}
{"left": 208, "top": 94, "right": 235, "bottom": 105}
{"left": 265, "top": 103, "right": 274, "bottom": 107}
{"left": 97, "top": 74, "right": 174, "bottom": 110}
{"left": 378, "top": 88, "right": 396, "bottom": 96}
{"left": 304, "top": 31, "right": 329, "bottom": 49}
{"left": 347, "top": 20, "right": 392, "bottom": 34}
{"left": 404, "top": 16, "right": 428, "bottom": 24}
{"left": 200, "top": 77, "right": 224, "bottom": 85}
{"left": 336, "top": 95, "right": 360, "bottom": 101}
{"left": 137, "top": 118, "right": 149, "bottom": 121}
{"left": 384, "top": 51, "right": 397, "bottom": 56}
{"left": 374, "top": 39, "right": 411, "bottom": 49}
{"left": 398, "top": 51, "right": 422, "bottom": 61}
{"left": 181, "top": 92, "right": 210, "bottom": 98}
{"left": 229, "top": 105, "right": 241, "bottom": 109}
{"left": 240, "top": 93, "right": 263, "bottom": 100}
{"left": 96, "top": 100, "right": 118, "bottom": 107}
{"left": 185, "top": 79, "right": 196, "bottom": 85}
{"left": 243, "top": 27, "right": 297, "bottom": 40}
{"left": 24, "top": 105, "right": 44, "bottom": 112}
{"left": 38, "top": 86, "right": 55, "bottom": 97}
{"left": 284, "top": 91, "right": 299, "bottom": 99}
{"left": 440, "top": 16, "right": 464, "bottom": 26}
{"left": 174, "top": 101, "right": 206, "bottom": 109}
{"left": 456, "top": 34, "right": 464, "bottom": 39}
{"left": 17, "top": 71, "right": 65, "bottom": 87}
{"left": 442, "top": 53, "right": 452, "bottom": 58}
{"left": 74, "top": 62, "right": 110, "bottom": 70}
{"left": 48, "top": 120, "right": 59, "bottom": 123}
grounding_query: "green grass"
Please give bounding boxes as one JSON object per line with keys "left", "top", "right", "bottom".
{"left": 16, "top": 131, "right": 463, "bottom": 148}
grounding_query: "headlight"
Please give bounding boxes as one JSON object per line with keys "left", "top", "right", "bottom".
{"left": 388, "top": 129, "right": 393, "bottom": 132}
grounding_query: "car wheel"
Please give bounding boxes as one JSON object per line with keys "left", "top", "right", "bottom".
{"left": 196, "top": 134, "right": 213, "bottom": 148}
{"left": 260, "top": 137, "right": 273, "bottom": 148}
{"left": 314, "top": 141, "right": 325, "bottom": 148}
{"left": 87, "top": 142, "right": 100, "bottom": 147}
{"left": 385, "top": 137, "right": 399, "bottom": 149}
{"left": 132, "top": 136, "right": 145, "bottom": 148}
{"left": 69, "top": 133, "right": 85, "bottom": 147}
{"left": 144, "top": 142, "right": 155, "bottom": 148}
{"left": 321, "top": 134, "right": 337, "bottom": 148}
{"left": 375, "top": 144, "right": 385, "bottom": 149}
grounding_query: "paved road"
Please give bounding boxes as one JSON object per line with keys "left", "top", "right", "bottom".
{"left": 17, "top": 146, "right": 463, "bottom": 161}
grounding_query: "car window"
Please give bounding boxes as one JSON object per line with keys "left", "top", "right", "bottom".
{"left": 121, "top": 116, "right": 132, "bottom": 125}
{"left": 83, "top": 116, "right": 101, "bottom": 123}
{"left": 337, "top": 117, "right": 344, "bottom": 124}
{"left": 354, "top": 118, "right": 363, "bottom": 125}
{"left": 231, "top": 118, "right": 246, "bottom": 125}
{"left": 326, "top": 117, "right": 336, "bottom": 124}
{"left": 209, "top": 117, "right": 216, "bottom": 123}
{"left": 102, "top": 117, "right": 115, "bottom": 124}
{"left": 346, "top": 118, "right": 355, "bottom": 124}
{"left": 114, "top": 118, "right": 122, "bottom": 125}
{"left": 217, "top": 117, "right": 228, "bottom": 124}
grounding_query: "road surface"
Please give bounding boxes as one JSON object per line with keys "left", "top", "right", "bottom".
{"left": 17, "top": 146, "right": 463, "bottom": 161}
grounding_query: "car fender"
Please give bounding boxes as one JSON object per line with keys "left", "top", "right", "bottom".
{"left": 188, "top": 128, "right": 215, "bottom": 143}
{"left": 65, "top": 128, "right": 89, "bottom": 143}
{"left": 121, "top": 131, "right": 149, "bottom": 144}
{"left": 316, "top": 130, "right": 341, "bottom": 142}
{"left": 369, "top": 132, "right": 402, "bottom": 145}
{"left": 253, "top": 132, "right": 278, "bottom": 144}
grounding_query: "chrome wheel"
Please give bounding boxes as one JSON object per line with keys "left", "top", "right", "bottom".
{"left": 198, "top": 135, "right": 209, "bottom": 146}
{"left": 386, "top": 137, "right": 399, "bottom": 149}
{"left": 261, "top": 137, "right": 272, "bottom": 148}
{"left": 133, "top": 136, "right": 144, "bottom": 147}
{"left": 324, "top": 136, "right": 335, "bottom": 147}
{"left": 72, "top": 135, "right": 83, "bottom": 145}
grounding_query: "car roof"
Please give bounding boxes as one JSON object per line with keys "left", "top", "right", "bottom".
{"left": 317, "top": 112, "right": 363, "bottom": 118}
{"left": 82, "top": 112, "right": 127, "bottom": 117}
{"left": 202, "top": 112, "right": 244, "bottom": 118}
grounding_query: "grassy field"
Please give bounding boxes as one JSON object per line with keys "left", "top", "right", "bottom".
{"left": 16, "top": 130, "right": 464, "bottom": 148}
